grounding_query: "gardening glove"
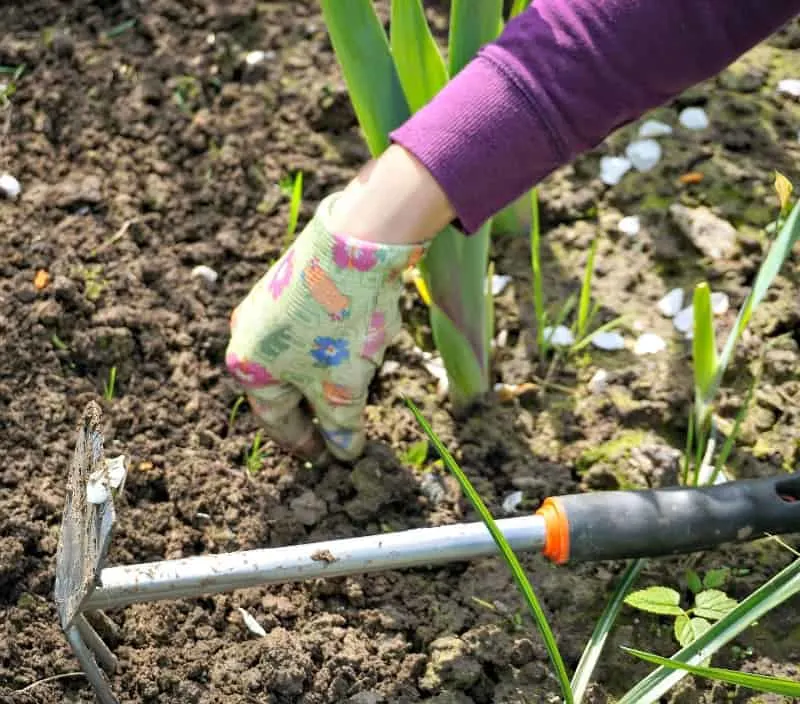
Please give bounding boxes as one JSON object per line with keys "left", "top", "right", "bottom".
{"left": 226, "top": 192, "right": 427, "bottom": 462}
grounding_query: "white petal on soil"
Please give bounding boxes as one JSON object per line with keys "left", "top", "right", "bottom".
{"left": 495, "top": 329, "right": 508, "bottom": 348}
{"left": 638, "top": 119, "right": 673, "bottom": 138}
{"left": 600, "top": 156, "right": 632, "bottom": 185}
{"left": 711, "top": 291, "right": 730, "bottom": 315}
{"left": 191, "top": 264, "right": 219, "bottom": 284}
{"left": 673, "top": 305, "right": 694, "bottom": 334}
{"left": 543, "top": 325, "right": 575, "bottom": 347}
{"left": 0, "top": 173, "right": 21, "bottom": 199}
{"left": 502, "top": 490, "right": 524, "bottom": 515}
{"left": 238, "top": 608, "right": 267, "bottom": 637}
{"left": 679, "top": 107, "right": 709, "bottom": 130}
{"left": 618, "top": 215, "right": 641, "bottom": 236}
{"left": 245, "top": 50, "right": 268, "bottom": 65}
{"left": 634, "top": 333, "right": 666, "bottom": 355}
{"left": 591, "top": 331, "right": 626, "bottom": 351}
{"left": 588, "top": 369, "right": 609, "bottom": 394}
{"left": 105, "top": 455, "right": 127, "bottom": 489}
{"left": 489, "top": 274, "right": 512, "bottom": 296}
{"left": 625, "top": 139, "right": 662, "bottom": 172}
{"left": 777, "top": 79, "right": 800, "bottom": 97}
{"left": 423, "top": 356, "right": 449, "bottom": 397}
{"left": 657, "top": 288, "right": 684, "bottom": 317}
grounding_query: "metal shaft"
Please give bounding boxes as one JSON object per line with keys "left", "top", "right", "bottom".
{"left": 84, "top": 515, "right": 545, "bottom": 611}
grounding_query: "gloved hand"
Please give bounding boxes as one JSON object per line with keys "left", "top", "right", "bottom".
{"left": 226, "top": 192, "right": 427, "bottom": 462}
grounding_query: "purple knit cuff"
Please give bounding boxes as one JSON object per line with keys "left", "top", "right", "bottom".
{"left": 390, "top": 46, "right": 565, "bottom": 235}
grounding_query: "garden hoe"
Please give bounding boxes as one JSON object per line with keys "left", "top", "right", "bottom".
{"left": 55, "top": 402, "right": 800, "bottom": 704}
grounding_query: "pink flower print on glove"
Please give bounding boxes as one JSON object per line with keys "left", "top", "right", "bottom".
{"left": 360, "top": 312, "right": 386, "bottom": 360}
{"left": 267, "top": 248, "right": 295, "bottom": 299}
{"left": 332, "top": 234, "right": 379, "bottom": 272}
{"left": 225, "top": 352, "right": 278, "bottom": 389}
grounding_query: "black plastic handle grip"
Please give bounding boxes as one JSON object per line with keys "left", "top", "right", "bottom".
{"left": 544, "top": 472, "right": 800, "bottom": 564}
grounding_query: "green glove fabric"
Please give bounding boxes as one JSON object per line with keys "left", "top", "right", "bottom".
{"left": 226, "top": 192, "right": 427, "bottom": 461}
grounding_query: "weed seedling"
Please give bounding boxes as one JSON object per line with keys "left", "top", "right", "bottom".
{"left": 398, "top": 438, "right": 428, "bottom": 471}
{"left": 279, "top": 171, "right": 304, "bottom": 246}
{"left": 228, "top": 395, "right": 246, "bottom": 433}
{"left": 0, "top": 64, "right": 25, "bottom": 107}
{"left": 103, "top": 366, "right": 117, "bottom": 401}
{"left": 624, "top": 569, "right": 738, "bottom": 649}
{"left": 245, "top": 430, "right": 267, "bottom": 474}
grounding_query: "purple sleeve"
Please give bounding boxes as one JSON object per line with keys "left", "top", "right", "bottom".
{"left": 390, "top": 0, "right": 800, "bottom": 234}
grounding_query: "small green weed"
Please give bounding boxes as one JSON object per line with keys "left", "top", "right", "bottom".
{"left": 279, "top": 171, "right": 304, "bottom": 245}
{"left": 398, "top": 438, "right": 428, "bottom": 471}
{"left": 624, "top": 569, "right": 738, "bottom": 649}
{"left": 103, "top": 366, "right": 117, "bottom": 401}
{"left": 173, "top": 75, "right": 201, "bottom": 113}
{"left": 245, "top": 430, "right": 267, "bottom": 474}
{"left": 0, "top": 64, "right": 25, "bottom": 106}
{"left": 228, "top": 395, "right": 246, "bottom": 433}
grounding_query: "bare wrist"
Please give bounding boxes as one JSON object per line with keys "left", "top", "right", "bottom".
{"left": 328, "top": 144, "right": 455, "bottom": 245}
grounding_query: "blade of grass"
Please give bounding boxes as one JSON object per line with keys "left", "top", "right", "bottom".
{"left": 509, "top": 0, "right": 531, "bottom": 18}
{"left": 319, "top": 0, "right": 410, "bottom": 156}
{"left": 711, "top": 200, "right": 800, "bottom": 401}
{"left": 692, "top": 282, "right": 717, "bottom": 426}
{"left": 448, "top": 0, "right": 503, "bottom": 76}
{"left": 623, "top": 647, "right": 800, "bottom": 697}
{"left": 570, "top": 315, "right": 631, "bottom": 353}
{"left": 572, "top": 559, "right": 645, "bottom": 703}
{"left": 709, "top": 369, "right": 759, "bottom": 485}
{"left": 390, "top": 0, "right": 449, "bottom": 111}
{"left": 529, "top": 189, "right": 547, "bottom": 357}
{"left": 681, "top": 409, "right": 695, "bottom": 485}
{"left": 619, "top": 558, "right": 800, "bottom": 703}
{"left": 406, "top": 399, "right": 574, "bottom": 703}
{"left": 576, "top": 239, "right": 598, "bottom": 341}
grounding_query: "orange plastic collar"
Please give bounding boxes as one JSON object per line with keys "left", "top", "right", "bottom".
{"left": 536, "top": 497, "right": 570, "bottom": 565}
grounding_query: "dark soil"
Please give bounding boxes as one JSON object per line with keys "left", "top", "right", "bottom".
{"left": 1, "top": 2, "right": 799, "bottom": 703}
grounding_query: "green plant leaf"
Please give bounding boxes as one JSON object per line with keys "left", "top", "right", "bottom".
{"left": 774, "top": 171, "right": 793, "bottom": 216}
{"left": 319, "top": 0, "right": 410, "bottom": 156}
{"left": 692, "top": 282, "right": 717, "bottom": 423}
{"left": 618, "top": 558, "right": 800, "bottom": 703}
{"left": 624, "top": 587, "right": 683, "bottom": 616}
{"left": 686, "top": 570, "right": 703, "bottom": 594}
{"left": 572, "top": 559, "right": 644, "bottom": 703}
{"left": 674, "top": 614, "right": 711, "bottom": 647}
{"left": 509, "top": 0, "right": 530, "bottom": 18}
{"left": 622, "top": 647, "right": 800, "bottom": 697}
{"left": 712, "top": 200, "right": 800, "bottom": 400}
{"left": 400, "top": 439, "right": 429, "bottom": 469}
{"left": 405, "top": 399, "right": 574, "bottom": 703}
{"left": 703, "top": 568, "right": 729, "bottom": 590}
{"left": 694, "top": 589, "right": 738, "bottom": 621}
{"left": 528, "top": 190, "right": 547, "bottom": 356}
{"left": 448, "top": 0, "right": 503, "bottom": 76}
{"left": 576, "top": 239, "right": 598, "bottom": 341}
{"left": 390, "top": 0, "right": 449, "bottom": 112}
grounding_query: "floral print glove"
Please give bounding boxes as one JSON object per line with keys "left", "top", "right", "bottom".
{"left": 226, "top": 192, "right": 427, "bottom": 462}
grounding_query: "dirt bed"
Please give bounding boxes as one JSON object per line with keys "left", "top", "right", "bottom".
{"left": 1, "top": 2, "right": 799, "bottom": 703}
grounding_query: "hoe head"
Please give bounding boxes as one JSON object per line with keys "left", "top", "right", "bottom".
{"left": 54, "top": 401, "right": 125, "bottom": 631}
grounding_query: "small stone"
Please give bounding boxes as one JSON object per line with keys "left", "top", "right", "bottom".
{"left": 600, "top": 156, "right": 632, "bottom": 185}
{"left": 625, "top": 139, "right": 662, "bottom": 172}
{"left": 638, "top": 119, "right": 673, "bottom": 138}
{"left": 673, "top": 305, "right": 694, "bottom": 335}
{"left": 618, "top": 215, "right": 640, "bottom": 236}
{"left": 777, "top": 78, "right": 800, "bottom": 97}
{"left": 591, "top": 331, "right": 625, "bottom": 351}
{"left": 657, "top": 288, "right": 684, "bottom": 318}
{"left": 669, "top": 204, "right": 738, "bottom": 260}
{"left": 588, "top": 369, "right": 609, "bottom": 394}
{"left": 0, "top": 173, "right": 21, "bottom": 199}
{"left": 543, "top": 325, "right": 574, "bottom": 347}
{"left": 422, "top": 356, "right": 449, "bottom": 398}
{"left": 633, "top": 333, "right": 666, "bottom": 355}
{"left": 502, "top": 491, "right": 523, "bottom": 514}
{"left": 679, "top": 106, "right": 709, "bottom": 130}
{"left": 711, "top": 291, "right": 729, "bottom": 315}
{"left": 190, "top": 264, "right": 219, "bottom": 285}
